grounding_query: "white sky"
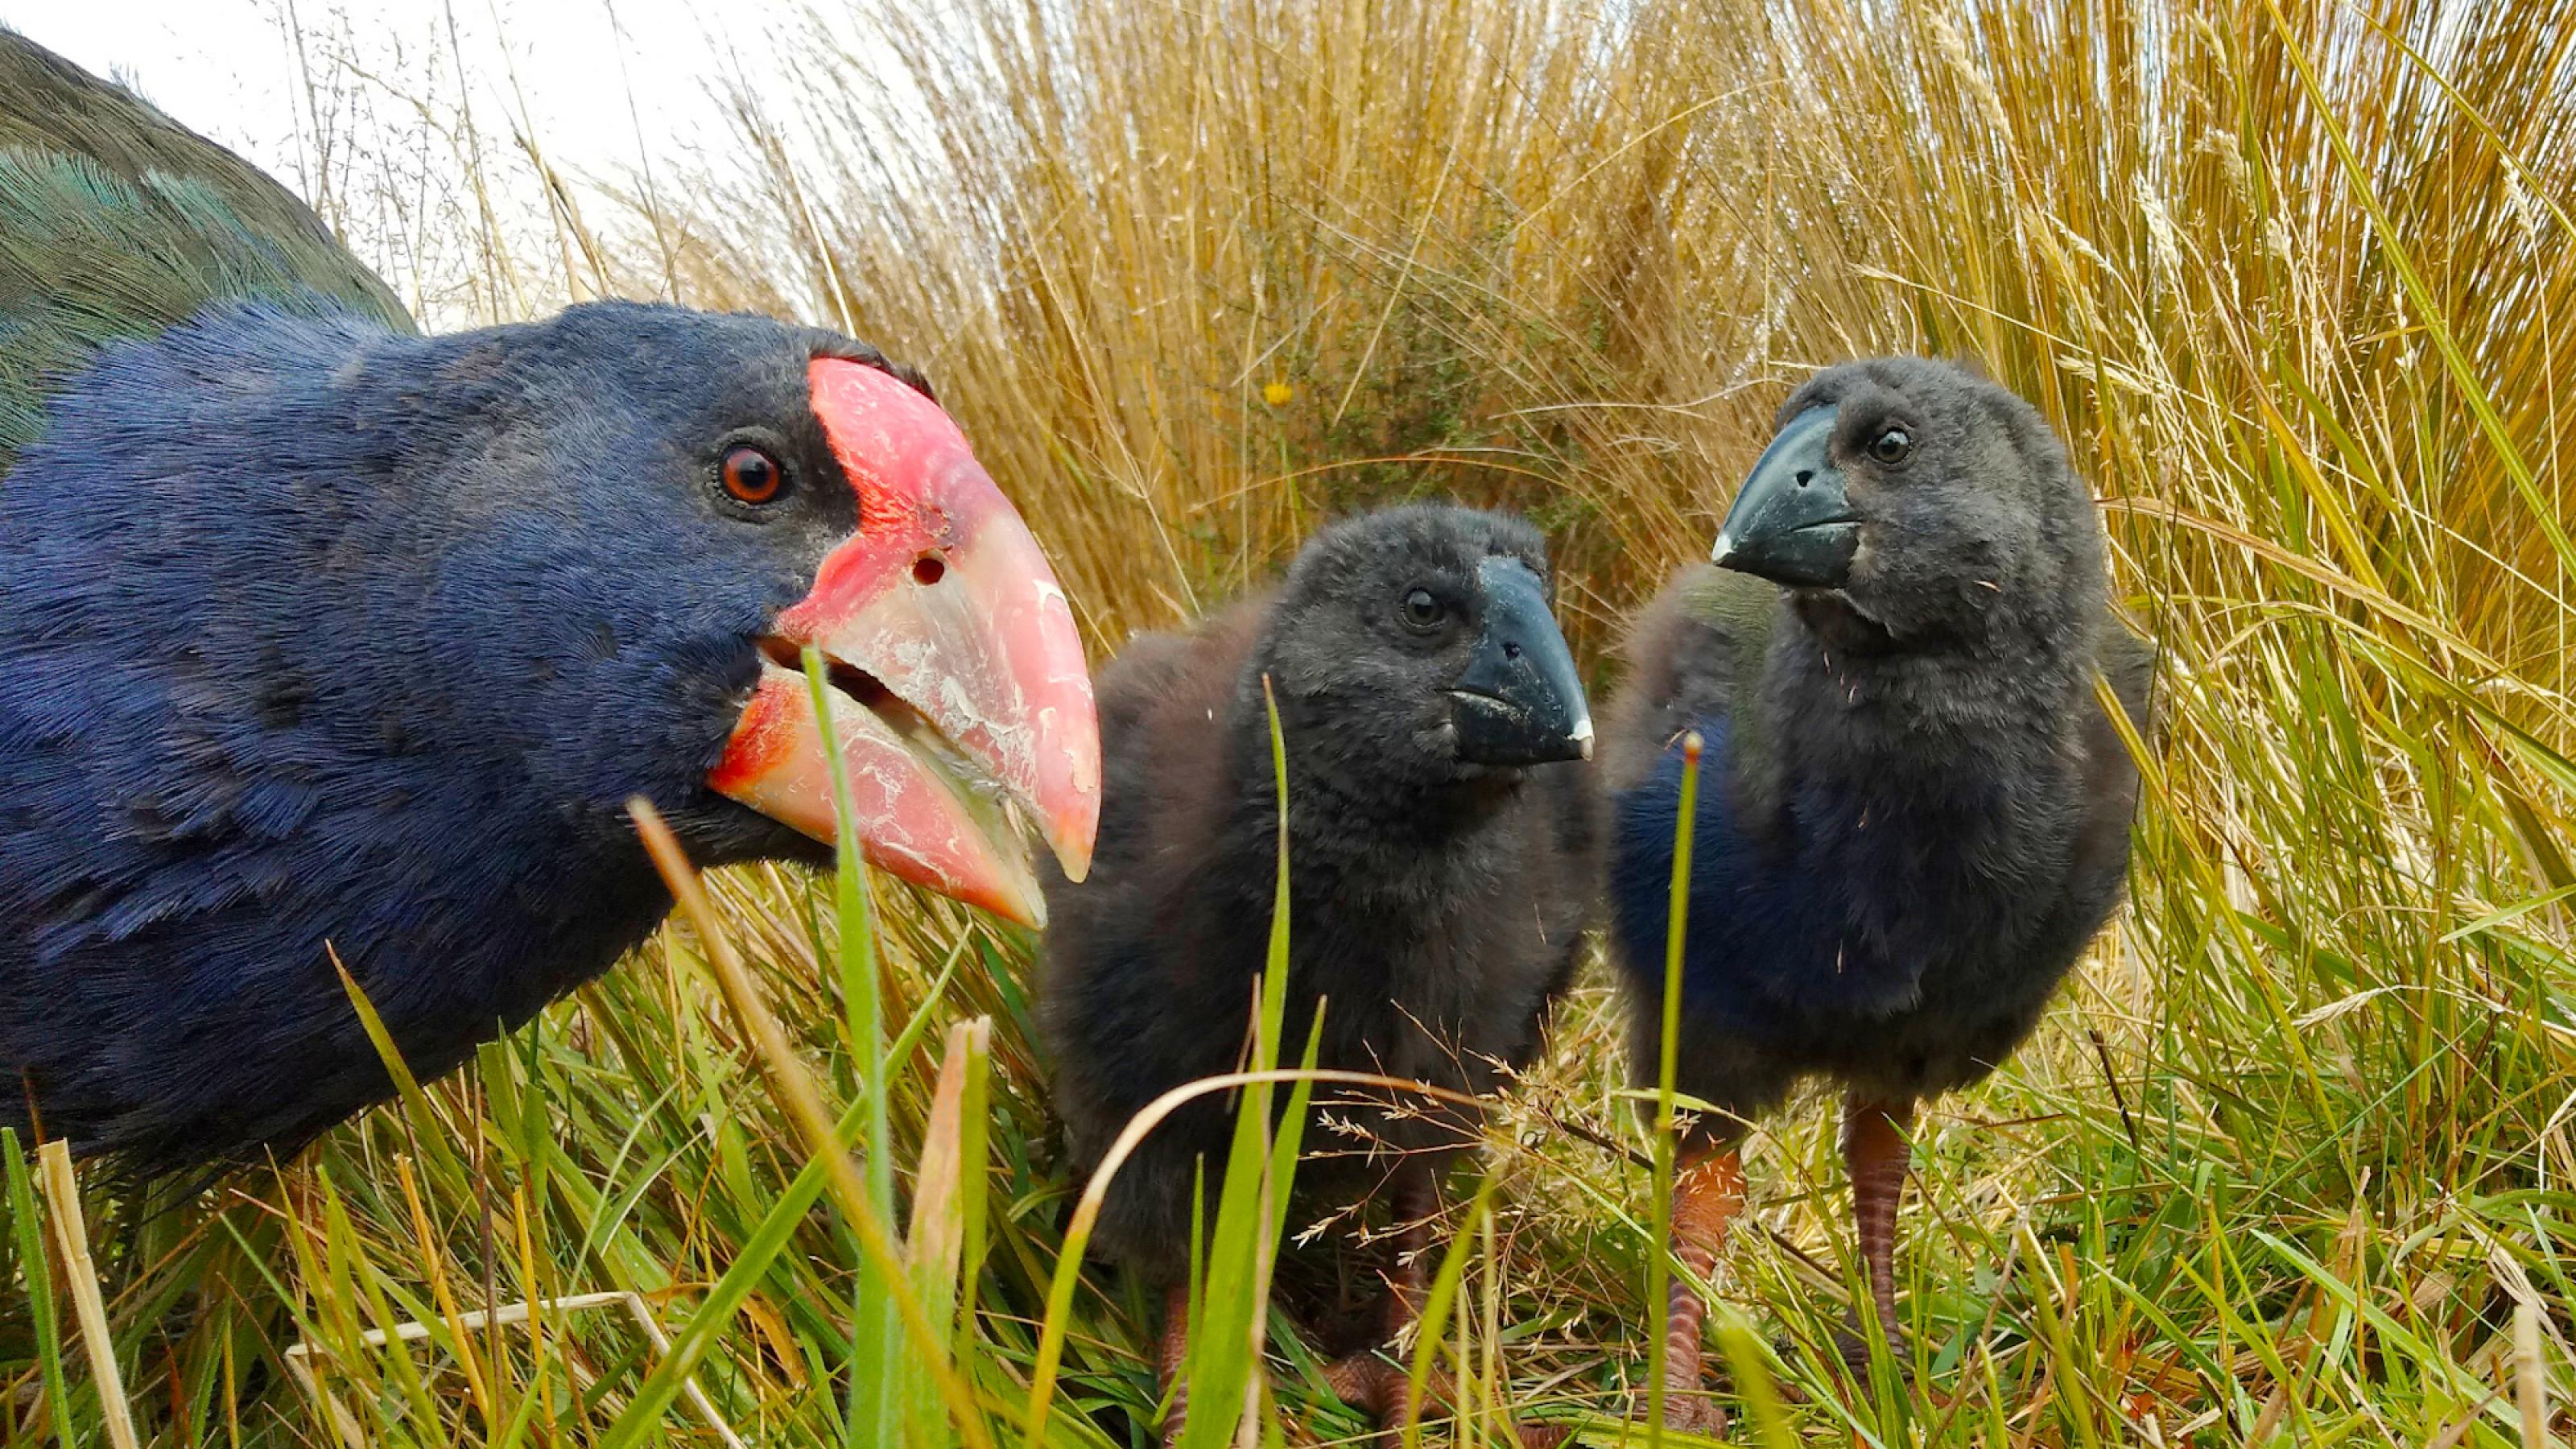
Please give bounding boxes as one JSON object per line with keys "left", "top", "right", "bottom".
{"left": 4, "top": 1, "right": 782, "bottom": 196}
{"left": 2, "top": 1, "right": 890, "bottom": 323}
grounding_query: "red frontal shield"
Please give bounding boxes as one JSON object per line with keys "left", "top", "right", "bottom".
{"left": 709, "top": 359, "right": 1099, "bottom": 925}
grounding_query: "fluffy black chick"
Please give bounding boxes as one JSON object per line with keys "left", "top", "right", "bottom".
{"left": 1041, "top": 505, "right": 1598, "bottom": 1443}
{"left": 1603, "top": 358, "right": 2153, "bottom": 1426}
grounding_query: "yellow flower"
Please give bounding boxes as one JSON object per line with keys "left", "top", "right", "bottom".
{"left": 1261, "top": 380, "right": 1295, "bottom": 407}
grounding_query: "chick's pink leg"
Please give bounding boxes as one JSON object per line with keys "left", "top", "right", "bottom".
{"left": 1843, "top": 1094, "right": 1916, "bottom": 1366}
{"left": 1645, "top": 1143, "right": 1744, "bottom": 1434}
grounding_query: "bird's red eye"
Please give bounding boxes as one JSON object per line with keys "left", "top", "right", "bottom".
{"left": 720, "top": 445, "right": 787, "bottom": 505}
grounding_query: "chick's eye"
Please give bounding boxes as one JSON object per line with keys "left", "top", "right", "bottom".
{"left": 1400, "top": 588, "right": 1447, "bottom": 631}
{"left": 1868, "top": 427, "right": 1913, "bottom": 465}
{"left": 720, "top": 445, "right": 787, "bottom": 506}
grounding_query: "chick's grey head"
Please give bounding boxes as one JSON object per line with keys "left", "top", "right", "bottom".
{"left": 1257, "top": 504, "right": 1592, "bottom": 782}
{"left": 1714, "top": 357, "right": 2103, "bottom": 651}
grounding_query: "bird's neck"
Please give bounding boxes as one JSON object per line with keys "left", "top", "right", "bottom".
{"left": 1775, "top": 584, "right": 2091, "bottom": 742}
{"left": 1755, "top": 604, "right": 2096, "bottom": 866}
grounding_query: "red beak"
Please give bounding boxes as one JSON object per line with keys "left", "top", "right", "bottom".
{"left": 708, "top": 358, "right": 1100, "bottom": 926}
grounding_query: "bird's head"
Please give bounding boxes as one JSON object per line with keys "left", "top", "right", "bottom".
{"left": 1257, "top": 505, "right": 1591, "bottom": 782}
{"left": 391, "top": 302, "right": 1098, "bottom": 926}
{"left": 1711, "top": 357, "right": 2099, "bottom": 650}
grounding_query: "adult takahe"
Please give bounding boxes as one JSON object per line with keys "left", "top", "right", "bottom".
{"left": 0, "top": 32, "right": 1100, "bottom": 1178}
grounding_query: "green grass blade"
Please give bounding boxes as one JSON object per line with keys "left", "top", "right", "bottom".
{"left": 1646, "top": 731, "right": 1704, "bottom": 1440}
{"left": 803, "top": 645, "right": 906, "bottom": 1447}
{"left": 4, "top": 1129, "right": 75, "bottom": 1449}
{"left": 595, "top": 1090, "right": 875, "bottom": 1449}
{"left": 1398, "top": 1179, "right": 1492, "bottom": 1449}
{"left": 1176, "top": 673, "right": 1306, "bottom": 1449}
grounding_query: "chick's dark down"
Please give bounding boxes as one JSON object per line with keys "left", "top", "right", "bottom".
{"left": 1604, "top": 357, "right": 2153, "bottom": 1117}
{"left": 1040, "top": 505, "right": 1601, "bottom": 1278}
{"left": 1601, "top": 357, "right": 2154, "bottom": 1425}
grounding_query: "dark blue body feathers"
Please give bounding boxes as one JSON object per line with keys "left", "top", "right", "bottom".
{"left": 1610, "top": 714, "right": 1941, "bottom": 1030}
{"left": 0, "top": 294, "right": 910, "bottom": 1173}
{"left": 1604, "top": 639, "right": 2140, "bottom": 1118}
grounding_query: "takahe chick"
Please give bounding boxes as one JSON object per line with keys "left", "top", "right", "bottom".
{"left": 1603, "top": 358, "right": 2153, "bottom": 1426}
{"left": 1041, "top": 505, "right": 1599, "bottom": 1443}
{"left": 0, "top": 33, "right": 1099, "bottom": 1177}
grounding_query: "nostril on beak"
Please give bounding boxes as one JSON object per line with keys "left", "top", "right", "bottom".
{"left": 1504, "top": 641, "right": 1523, "bottom": 660}
{"left": 1795, "top": 469, "right": 1814, "bottom": 486}
{"left": 912, "top": 555, "right": 947, "bottom": 586}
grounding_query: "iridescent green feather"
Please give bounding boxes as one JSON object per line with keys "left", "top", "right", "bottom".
{"left": 0, "top": 31, "right": 412, "bottom": 473}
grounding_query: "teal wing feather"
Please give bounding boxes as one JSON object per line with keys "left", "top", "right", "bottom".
{"left": 0, "top": 30, "right": 412, "bottom": 473}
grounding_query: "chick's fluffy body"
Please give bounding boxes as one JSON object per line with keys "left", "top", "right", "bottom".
{"left": 1041, "top": 506, "right": 1600, "bottom": 1276}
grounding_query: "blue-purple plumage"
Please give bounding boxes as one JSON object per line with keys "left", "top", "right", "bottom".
{"left": 3, "top": 31, "right": 1118, "bottom": 1195}
{"left": 0, "top": 295, "right": 920, "bottom": 1175}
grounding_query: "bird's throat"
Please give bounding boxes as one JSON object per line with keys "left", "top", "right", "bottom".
{"left": 1790, "top": 590, "right": 1909, "bottom": 655}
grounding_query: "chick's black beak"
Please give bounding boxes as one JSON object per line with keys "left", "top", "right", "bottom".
{"left": 1712, "top": 404, "right": 1859, "bottom": 588}
{"left": 1449, "top": 555, "right": 1593, "bottom": 766}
